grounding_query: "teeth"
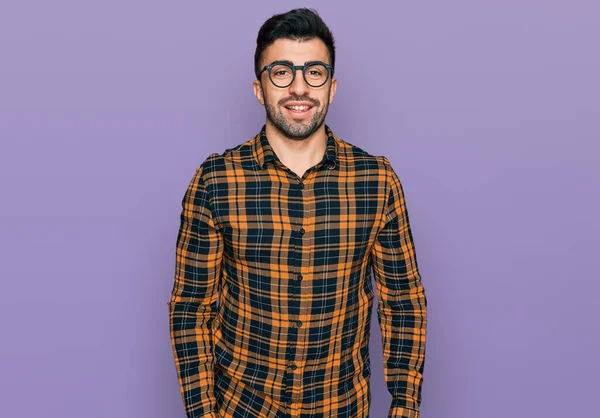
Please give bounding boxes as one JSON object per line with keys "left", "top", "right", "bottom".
{"left": 288, "top": 105, "right": 310, "bottom": 111}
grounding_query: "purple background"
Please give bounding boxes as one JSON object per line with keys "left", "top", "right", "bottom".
{"left": 1, "top": 1, "right": 598, "bottom": 417}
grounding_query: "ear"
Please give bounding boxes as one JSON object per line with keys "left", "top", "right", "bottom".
{"left": 253, "top": 79, "right": 265, "bottom": 106}
{"left": 329, "top": 77, "right": 337, "bottom": 104}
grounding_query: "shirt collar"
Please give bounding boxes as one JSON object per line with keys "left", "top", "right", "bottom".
{"left": 252, "top": 124, "right": 338, "bottom": 171}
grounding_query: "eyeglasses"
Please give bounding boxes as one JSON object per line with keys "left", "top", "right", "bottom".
{"left": 258, "top": 60, "right": 332, "bottom": 88}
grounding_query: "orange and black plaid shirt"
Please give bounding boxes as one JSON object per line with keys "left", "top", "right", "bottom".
{"left": 168, "top": 124, "right": 427, "bottom": 418}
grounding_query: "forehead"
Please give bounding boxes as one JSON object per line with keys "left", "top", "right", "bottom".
{"left": 261, "top": 38, "right": 329, "bottom": 66}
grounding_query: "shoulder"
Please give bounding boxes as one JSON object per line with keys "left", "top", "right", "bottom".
{"left": 334, "top": 135, "right": 395, "bottom": 178}
{"left": 195, "top": 134, "right": 258, "bottom": 182}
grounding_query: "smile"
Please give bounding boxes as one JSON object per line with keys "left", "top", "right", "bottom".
{"left": 284, "top": 105, "right": 313, "bottom": 115}
{"left": 286, "top": 105, "right": 311, "bottom": 111}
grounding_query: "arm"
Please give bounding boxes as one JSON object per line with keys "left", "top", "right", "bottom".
{"left": 168, "top": 165, "right": 223, "bottom": 418}
{"left": 370, "top": 157, "right": 428, "bottom": 418}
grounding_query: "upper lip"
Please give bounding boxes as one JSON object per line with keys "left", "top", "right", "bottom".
{"left": 284, "top": 102, "right": 314, "bottom": 108}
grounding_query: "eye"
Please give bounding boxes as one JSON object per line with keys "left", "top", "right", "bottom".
{"left": 305, "top": 64, "right": 328, "bottom": 80}
{"left": 270, "top": 65, "right": 292, "bottom": 78}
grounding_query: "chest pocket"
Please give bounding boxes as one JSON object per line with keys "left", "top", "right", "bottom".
{"left": 313, "top": 180, "right": 380, "bottom": 264}
{"left": 215, "top": 181, "right": 292, "bottom": 267}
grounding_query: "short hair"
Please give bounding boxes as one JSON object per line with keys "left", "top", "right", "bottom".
{"left": 254, "top": 8, "right": 336, "bottom": 79}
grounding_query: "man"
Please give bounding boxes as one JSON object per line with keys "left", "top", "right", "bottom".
{"left": 169, "top": 8, "right": 427, "bottom": 418}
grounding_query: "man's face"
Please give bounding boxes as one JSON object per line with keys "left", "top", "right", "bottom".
{"left": 253, "top": 38, "right": 337, "bottom": 140}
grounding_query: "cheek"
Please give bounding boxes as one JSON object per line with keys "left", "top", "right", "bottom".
{"left": 318, "top": 92, "right": 330, "bottom": 107}
{"left": 264, "top": 89, "right": 284, "bottom": 106}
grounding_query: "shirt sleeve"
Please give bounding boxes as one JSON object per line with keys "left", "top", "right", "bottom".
{"left": 369, "top": 157, "right": 428, "bottom": 418}
{"left": 168, "top": 164, "right": 223, "bottom": 418}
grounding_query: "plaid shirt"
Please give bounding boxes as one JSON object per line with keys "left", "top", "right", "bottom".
{"left": 168, "top": 125, "right": 427, "bottom": 418}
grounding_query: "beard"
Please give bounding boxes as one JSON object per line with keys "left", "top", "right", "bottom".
{"left": 263, "top": 89, "right": 330, "bottom": 141}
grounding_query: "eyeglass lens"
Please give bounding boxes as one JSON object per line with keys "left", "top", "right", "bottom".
{"left": 269, "top": 64, "right": 328, "bottom": 87}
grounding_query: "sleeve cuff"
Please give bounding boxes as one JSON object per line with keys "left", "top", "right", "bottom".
{"left": 388, "top": 405, "right": 419, "bottom": 418}
{"left": 194, "top": 411, "right": 218, "bottom": 418}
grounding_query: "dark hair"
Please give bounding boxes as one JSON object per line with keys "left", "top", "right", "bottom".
{"left": 254, "top": 8, "right": 336, "bottom": 79}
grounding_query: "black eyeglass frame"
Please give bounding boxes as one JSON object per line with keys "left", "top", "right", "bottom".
{"left": 258, "top": 60, "right": 333, "bottom": 88}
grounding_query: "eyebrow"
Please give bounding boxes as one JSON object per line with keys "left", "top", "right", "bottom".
{"left": 271, "top": 60, "right": 324, "bottom": 66}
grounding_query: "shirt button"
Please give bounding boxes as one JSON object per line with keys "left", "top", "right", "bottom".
{"left": 299, "top": 182, "right": 304, "bottom": 189}
{"left": 296, "top": 320, "right": 303, "bottom": 327}
{"left": 299, "top": 228, "right": 305, "bottom": 236}
{"left": 290, "top": 364, "right": 297, "bottom": 370}
{"left": 297, "top": 274, "right": 303, "bottom": 281}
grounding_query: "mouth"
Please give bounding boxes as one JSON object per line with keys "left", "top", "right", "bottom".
{"left": 284, "top": 104, "right": 314, "bottom": 117}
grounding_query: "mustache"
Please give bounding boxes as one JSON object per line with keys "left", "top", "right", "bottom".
{"left": 279, "top": 96, "right": 320, "bottom": 106}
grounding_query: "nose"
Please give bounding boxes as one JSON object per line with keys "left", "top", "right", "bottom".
{"left": 288, "top": 69, "right": 311, "bottom": 96}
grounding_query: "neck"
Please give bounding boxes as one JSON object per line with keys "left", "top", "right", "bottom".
{"left": 264, "top": 121, "right": 328, "bottom": 171}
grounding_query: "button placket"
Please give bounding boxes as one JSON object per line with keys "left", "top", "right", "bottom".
{"left": 284, "top": 179, "right": 306, "bottom": 406}
{"left": 293, "top": 178, "right": 305, "bottom": 404}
